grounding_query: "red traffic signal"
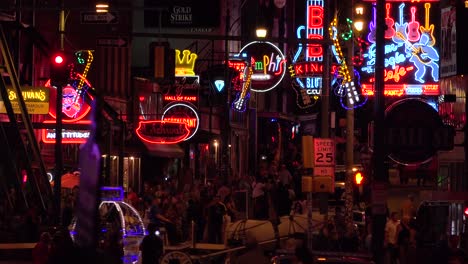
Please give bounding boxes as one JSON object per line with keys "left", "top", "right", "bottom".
{"left": 355, "top": 172, "right": 364, "bottom": 185}
{"left": 464, "top": 207, "right": 468, "bottom": 216}
{"left": 50, "top": 51, "right": 70, "bottom": 86}
{"left": 54, "top": 54, "right": 64, "bottom": 64}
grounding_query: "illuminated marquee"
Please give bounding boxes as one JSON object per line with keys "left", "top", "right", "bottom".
{"left": 235, "top": 41, "right": 286, "bottom": 93}
{"left": 360, "top": 2, "right": 439, "bottom": 96}
{"left": 162, "top": 102, "right": 200, "bottom": 140}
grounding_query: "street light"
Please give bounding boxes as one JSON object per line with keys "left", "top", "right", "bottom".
{"left": 96, "top": 2, "right": 109, "bottom": 13}
{"left": 354, "top": 3, "right": 365, "bottom": 32}
{"left": 256, "top": 27, "right": 267, "bottom": 38}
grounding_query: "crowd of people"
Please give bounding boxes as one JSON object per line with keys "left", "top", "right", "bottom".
{"left": 2, "top": 161, "right": 464, "bottom": 264}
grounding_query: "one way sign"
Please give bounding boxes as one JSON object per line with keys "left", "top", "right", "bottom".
{"left": 80, "top": 12, "right": 118, "bottom": 24}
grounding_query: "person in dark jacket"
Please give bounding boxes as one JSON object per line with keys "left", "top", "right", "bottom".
{"left": 140, "top": 223, "right": 164, "bottom": 264}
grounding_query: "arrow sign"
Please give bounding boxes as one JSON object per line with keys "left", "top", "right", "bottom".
{"left": 80, "top": 11, "right": 118, "bottom": 24}
{"left": 96, "top": 37, "right": 127, "bottom": 47}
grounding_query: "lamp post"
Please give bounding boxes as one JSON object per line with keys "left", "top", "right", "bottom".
{"left": 372, "top": 0, "right": 387, "bottom": 263}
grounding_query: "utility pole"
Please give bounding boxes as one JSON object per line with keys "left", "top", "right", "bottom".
{"left": 345, "top": 3, "right": 355, "bottom": 229}
{"left": 371, "top": 0, "right": 387, "bottom": 263}
{"left": 54, "top": 0, "right": 65, "bottom": 225}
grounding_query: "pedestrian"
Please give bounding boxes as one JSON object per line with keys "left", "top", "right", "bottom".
{"left": 32, "top": 232, "right": 51, "bottom": 264}
{"left": 397, "top": 216, "right": 411, "bottom": 264}
{"left": 385, "top": 212, "right": 400, "bottom": 264}
{"left": 140, "top": 223, "right": 164, "bottom": 264}
{"left": 252, "top": 177, "right": 267, "bottom": 220}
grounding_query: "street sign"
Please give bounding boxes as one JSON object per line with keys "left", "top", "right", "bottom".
{"left": 80, "top": 12, "right": 118, "bottom": 24}
{"left": 313, "top": 166, "right": 334, "bottom": 177}
{"left": 96, "top": 37, "right": 127, "bottom": 47}
{"left": 313, "top": 138, "right": 335, "bottom": 166}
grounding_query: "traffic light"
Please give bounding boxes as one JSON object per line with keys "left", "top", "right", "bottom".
{"left": 355, "top": 171, "right": 364, "bottom": 185}
{"left": 464, "top": 206, "right": 468, "bottom": 217}
{"left": 50, "top": 51, "right": 70, "bottom": 86}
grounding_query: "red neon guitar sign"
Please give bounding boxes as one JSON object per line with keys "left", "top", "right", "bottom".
{"left": 407, "top": 6, "right": 421, "bottom": 42}
{"left": 385, "top": 3, "right": 396, "bottom": 39}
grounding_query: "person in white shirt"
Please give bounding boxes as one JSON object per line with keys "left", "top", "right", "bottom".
{"left": 278, "top": 164, "right": 293, "bottom": 187}
{"left": 385, "top": 212, "right": 400, "bottom": 264}
{"left": 252, "top": 178, "right": 267, "bottom": 219}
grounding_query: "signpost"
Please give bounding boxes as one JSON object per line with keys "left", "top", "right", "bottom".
{"left": 80, "top": 12, "right": 118, "bottom": 24}
{"left": 96, "top": 37, "right": 127, "bottom": 47}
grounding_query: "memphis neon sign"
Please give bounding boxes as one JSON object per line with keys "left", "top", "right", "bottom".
{"left": 236, "top": 41, "right": 286, "bottom": 93}
{"left": 360, "top": 2, "right": 439, "bottom": 96}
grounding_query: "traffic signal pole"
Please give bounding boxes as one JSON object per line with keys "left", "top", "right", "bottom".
{"left": 345, "top": 1, "right": 355, "bottom": 229}
{"left": 371, "top": 0, "right": 387, "bottom": 263}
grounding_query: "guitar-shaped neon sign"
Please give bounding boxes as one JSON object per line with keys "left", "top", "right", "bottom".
{"left": 63, "top": 50, "right": 94, "bottom": 118}
{"left": 407, "top": 6, "right": 420, "bottom": 42}
{"left": 392, "top": 3, "right": 408, "bottom": 44}
{"left": 420, "top": 3, "right": 435, "bottom": 46}
{"left": 232, "top": 66, "right": 252, "bottom": 112}
{"left": 330, "top": 18, "right": 364, "bottom": 109}
{"left": 385, "top": 3, "right": 396, "bottom": 39}
{"left": 395, "top": 31, "right": 432, "bottom": 64}
{"left": 368, "top": 3, "right": 377, "bottom": 43}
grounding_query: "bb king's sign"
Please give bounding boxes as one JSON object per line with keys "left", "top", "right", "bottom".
{"left": 135, "top": 120, "right": 190, "bottom": 144}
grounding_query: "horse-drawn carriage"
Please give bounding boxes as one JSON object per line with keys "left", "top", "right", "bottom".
{"left": 160, "top": 212, "right": 326, "bottom": 264}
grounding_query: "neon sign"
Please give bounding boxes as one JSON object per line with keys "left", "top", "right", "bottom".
{"left": 360, "top": 2, "right": 439, "bottom": 95}
{"left": 361, "top": 83, "right": 439, "bottom": 97}
{"left": 329, "top": 17, "right": 367, "bottom": 109}
{"left": 175, "top": 49, "right": 197, "bottom": 76}
{"left": 135, "top": 120, "right": 190, "bottom": 144}
{"left": 290, "top": 0, "right": 324, "bottom": 106}
{"left": 41, "top": 120, "right": 91, "bottom": 144}
{"left": 236, "top": 41, "right": 286, "bottom": 93}
{"left": 0, "top": 86, "right": 50, "bottom": 114}
{"left": 232, "top": 66, "right": 253, "bottom": 112}
{"left": 162, "top": 102, "right": 200, "bottom": 140}
{"left": 163, "top": 95, "right": 197, "bottom": 102}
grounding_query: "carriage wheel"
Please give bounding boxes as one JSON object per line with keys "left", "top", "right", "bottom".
{"left": 161, "top": 250, "right": 192, "bottom": 264}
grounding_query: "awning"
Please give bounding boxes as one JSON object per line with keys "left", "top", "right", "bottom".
{"left": 143, "top": 142, "right": 185, "bottom": 158}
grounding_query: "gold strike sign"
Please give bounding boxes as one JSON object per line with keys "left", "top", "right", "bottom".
{"left": 0, "top": 87, "right": 50, "bottom": 114}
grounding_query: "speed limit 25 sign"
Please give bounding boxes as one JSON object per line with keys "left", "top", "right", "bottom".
{"left": 313, "top": 138, "right": 335, "bottom": 166}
